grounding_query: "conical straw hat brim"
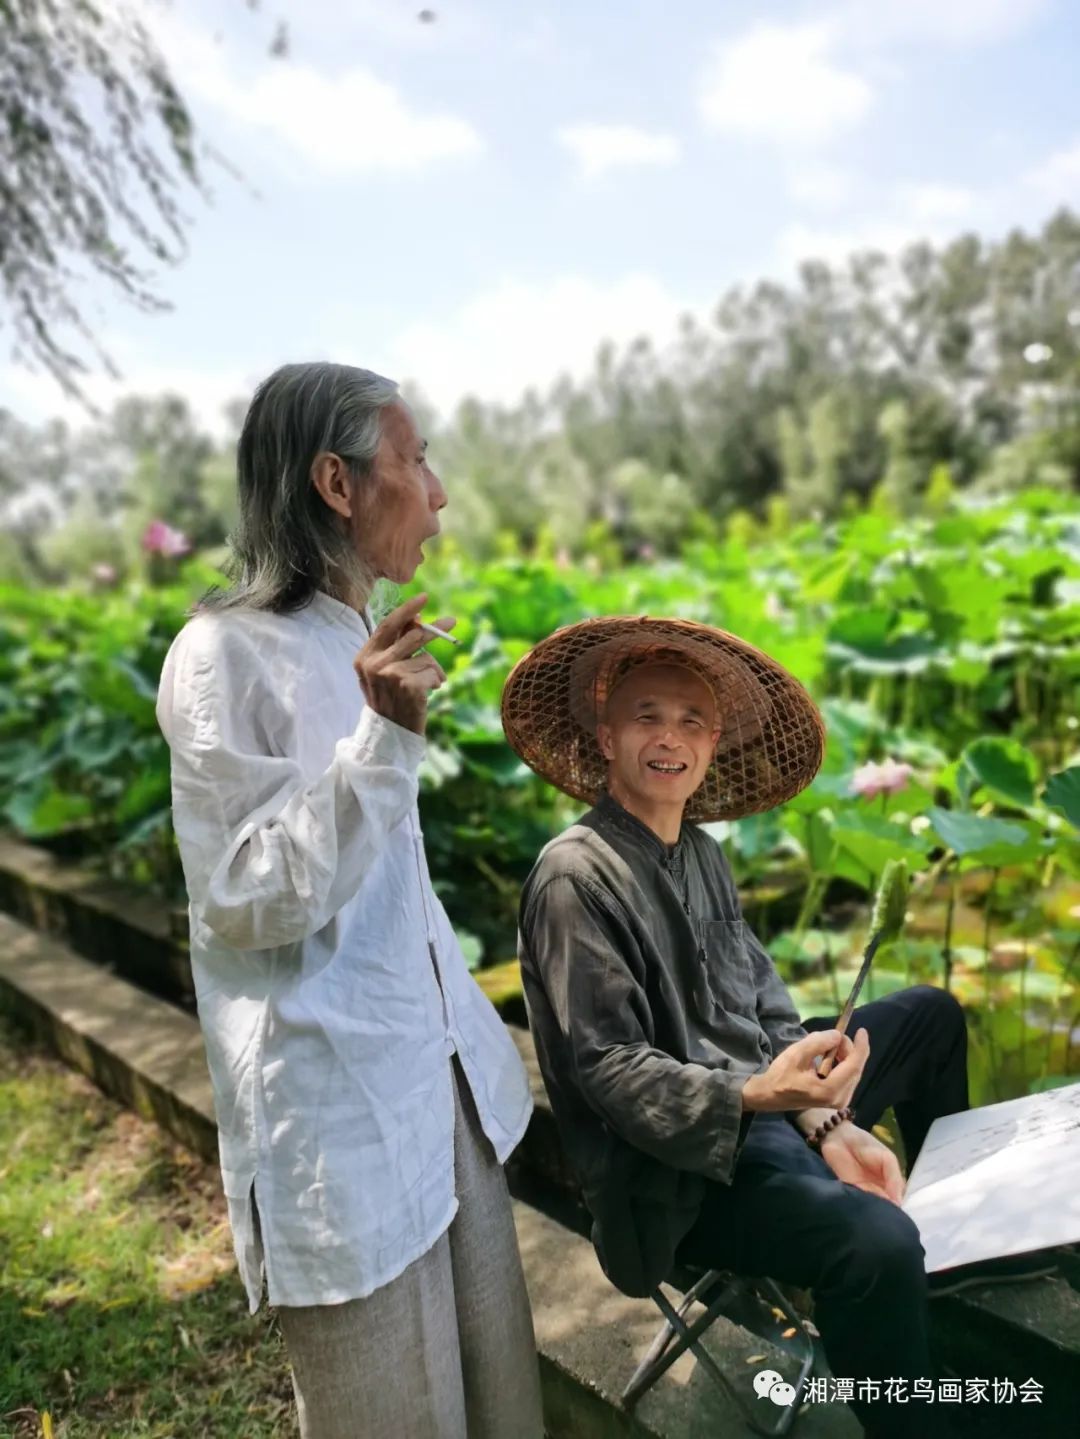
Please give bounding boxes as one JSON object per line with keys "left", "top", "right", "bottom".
{"left": 500, "top": 616, "right": 826, "bottom": 822}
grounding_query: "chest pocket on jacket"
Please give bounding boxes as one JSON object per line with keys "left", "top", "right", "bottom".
{"left": 700, "top": 918, "right": 756, "bottom": 1017}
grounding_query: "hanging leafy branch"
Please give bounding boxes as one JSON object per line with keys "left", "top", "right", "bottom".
{"left": 0, "top": 0, "right": 285, "bottom": 402}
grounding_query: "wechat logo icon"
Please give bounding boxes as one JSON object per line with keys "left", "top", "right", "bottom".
{"left": 754, "top": 1369, "right": 797, "bottom": 1407}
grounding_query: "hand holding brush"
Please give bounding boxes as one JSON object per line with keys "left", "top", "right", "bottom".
{"left": 817, "top": 859, "right": 910, "bottom": 1078}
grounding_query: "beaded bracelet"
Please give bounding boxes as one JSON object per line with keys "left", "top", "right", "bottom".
{"left": 805, "top": 1106, "right": 855, "bottom": 1149}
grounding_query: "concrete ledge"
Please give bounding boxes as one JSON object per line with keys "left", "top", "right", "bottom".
{"left": 929, "top": 1275, "right": 1080, "bottom": 1431}
{"left": 0, "top": 833, "right": 578, "bottom": 1201}
{"left": 3, "top": 856, "right": 1079, "bottom": 1435}
{"left": 0, "top": 908, "right": 854, "bottom": 1437}
{"left": 516, "top": 1200, "right": 859, "bottom": 1439}
{"left": 0, "top": 833, "right": 530, "bottom": 1024}
{"left": 0, "top": 910, "right": 216, "bottom": 1161}
{"left": 507, "top": 1023, "right": 581, "bottom": 1197}
{"left": 0, "top": 833, "right": 195, "bottom": 1009}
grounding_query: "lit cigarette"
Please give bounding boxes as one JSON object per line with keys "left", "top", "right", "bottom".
{"left": 417, "top": 619, "right": 460, "bottom": 646}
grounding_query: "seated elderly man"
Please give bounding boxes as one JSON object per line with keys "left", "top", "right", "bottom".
{"left": 503, "top": 616, "right": 987, "bottom": 1439}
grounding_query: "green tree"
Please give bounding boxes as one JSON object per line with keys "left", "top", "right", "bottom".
{"left": 877, "top": 399, "right": 923, "bottom": 513}
{"left": 2, "top": 392, "right": 232, "bottom": 584}
{"left": 780, "top": 393, "right": 850, "bottom": 520}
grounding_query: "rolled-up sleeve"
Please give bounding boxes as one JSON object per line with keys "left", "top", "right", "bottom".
{"left": 156, "top": 616, "right": 425, "bottom": 951}
{"left": 524, "top": 873, "right": 749, "bottom": 1184}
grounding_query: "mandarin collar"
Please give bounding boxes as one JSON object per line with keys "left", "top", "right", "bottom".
{"left": 596, "top": 790, "right": 690, "bottom": 863}
{"left": 308, "top": 590, "right": 373, "bottom": 641}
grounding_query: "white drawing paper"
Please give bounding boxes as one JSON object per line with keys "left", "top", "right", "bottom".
{"left": 901, "top": 1079, "right": 1080, "bottom": 1273}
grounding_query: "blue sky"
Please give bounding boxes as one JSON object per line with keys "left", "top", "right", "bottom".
{"left": 6, "top": 0, "right": 1080, "bottom": 429}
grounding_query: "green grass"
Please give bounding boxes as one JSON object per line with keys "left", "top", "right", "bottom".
{"left": 0, "top": 1017, "right": 293, "bottom": 1438}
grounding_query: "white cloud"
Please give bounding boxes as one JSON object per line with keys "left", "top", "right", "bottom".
{"left": 776, "top": 218, "right": 955, "bottom": 272}
{"left": 223, "top": 67, "right": 481, "bottom": 175}
{"left": 835, "top": 0, "right": 1050, "bottom": 48}
{"left": 148, "top": 10, "right": 482, "bottom": 177}
{"left": 1, "top": 355, "right": 252, "bottom": 436}
{"left": 384, "top": 274, "right": 693, "bottom": 415}
{"left": 896, "top": 182, "right": 976, "bottom": 222}
{"left": 779, "top": 175, "right": 987, "bottom": 271}
{"left": 788, "top": 164, "right": 853, "bottom": 207}
{"left": 699, "top": 22, "right": 872, "bottom": 146}
{"left": 512, "top": 14, "right": 562, "bottom": 60}
{"left": 557, "top": 124, "right": 681, "bottom": 180}
{"left": 698, "top": 4, "right": 1046, "bottom": 156}
{"left": 1026, "top": 138, "right": 1080, "bottom": 201}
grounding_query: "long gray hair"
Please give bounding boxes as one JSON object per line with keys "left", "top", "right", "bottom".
{"left": 198, "top": 362, "right": 399, "bottom": 615}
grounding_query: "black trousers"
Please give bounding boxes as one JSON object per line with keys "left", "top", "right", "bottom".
{"left": 677, "top": 985, "right": 970, "bottom": 1438}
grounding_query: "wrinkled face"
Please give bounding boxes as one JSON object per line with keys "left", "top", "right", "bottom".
{"left": 596, "top": 663, "right": 721, "bottom": 812}
{"left": 357, "top": 399, "right": 447, "bottom": 584}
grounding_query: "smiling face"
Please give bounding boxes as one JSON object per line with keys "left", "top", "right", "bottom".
{"left": 596, "top": 662, "right": 721, "bottom": 834}
{"left": 355, "top": 399, "right": 447, "bottom": 584}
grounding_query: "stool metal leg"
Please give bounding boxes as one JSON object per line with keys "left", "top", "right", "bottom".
{"left": 621, "top": 1269, "right": 739, "bottom": 1405}
{"left": 622, "top": 1274, "right": 816, "bottom": 1437}
{"left": 759, "top": 1277, "right": 815, "bottom": 1433}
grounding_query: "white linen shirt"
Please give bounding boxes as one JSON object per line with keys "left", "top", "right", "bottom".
{"left": 155, "top": 588, "right": 532, "bottom": 1312}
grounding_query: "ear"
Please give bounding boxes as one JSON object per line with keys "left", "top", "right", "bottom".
{"left": 709, "top": 725, "right": 722, "bottom": 755}
{"left": 596, "top": 722, "right": 614, "bottom": 761}
{"left": 311, "top": 451, "right": 353, "bottom": 519}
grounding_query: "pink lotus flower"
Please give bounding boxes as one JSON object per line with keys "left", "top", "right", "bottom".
{"left": 142, "top": 520, "right": 191, "bottom": 558}
{"left": 851, "top": 757, "right": 914, "bottom": 800}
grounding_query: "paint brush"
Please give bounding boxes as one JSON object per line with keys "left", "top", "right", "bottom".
{"left": 818, "top": 859, "right": 910, "bottom": 1078}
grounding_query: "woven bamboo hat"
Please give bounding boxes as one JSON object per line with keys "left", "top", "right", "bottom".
{"left": 500, "top": 616, "right": 826, "bottom": 822}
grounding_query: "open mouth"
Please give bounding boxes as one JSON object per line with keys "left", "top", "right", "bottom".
{"left": 647, "top": 760, "right": 688, "bottom": 774}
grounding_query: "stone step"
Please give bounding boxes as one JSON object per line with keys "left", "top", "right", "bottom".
{"left": 3, "top": 844, "right": 1079, "bottom": 1434}
{"left": 0, "top": 906, "right": 215, "bottom": 1158}
{"left": 0, "top": 909, "right": 855, "bottom": 1438}
{"left": 0, "top": 833, "right": 196, "bottom": 1009}
{"left": 0, "top": 832, "right": 527, "bottom": 1024}
{"left": 0, "top": 834, "right": 581, "bottom": 1201}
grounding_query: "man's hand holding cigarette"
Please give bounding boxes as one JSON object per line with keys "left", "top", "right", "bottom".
{"left": 353, "top": 593, "right": 458, "bottom": 735}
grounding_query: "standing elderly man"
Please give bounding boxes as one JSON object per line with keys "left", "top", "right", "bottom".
{"left": 156, "top": 363, "right": 543, "bottom": 1439}
{"left": 503, "top": 617, "right": 981, "bottom": 1439}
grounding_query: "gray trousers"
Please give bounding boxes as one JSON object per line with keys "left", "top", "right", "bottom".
{"left": 277, "top": 1058, "right": 544, "bottom": 1439}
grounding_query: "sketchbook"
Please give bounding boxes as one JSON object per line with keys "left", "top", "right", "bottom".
{"left": 900, "top": 1079, "right": 1080, "bottom": 1272}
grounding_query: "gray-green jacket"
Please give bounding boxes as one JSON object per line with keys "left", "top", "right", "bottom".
{"left": 517, "top": 791, "right": 806, "bottom": 1296}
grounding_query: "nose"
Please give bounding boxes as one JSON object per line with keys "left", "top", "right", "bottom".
{"left": 428, "top": 466, "right": 448, "bottom": 512}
